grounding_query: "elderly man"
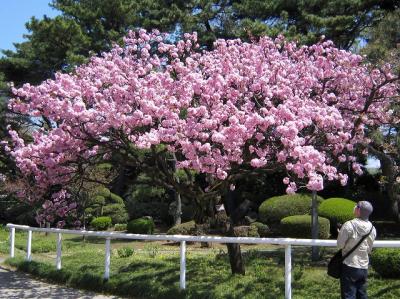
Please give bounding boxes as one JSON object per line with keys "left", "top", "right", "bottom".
{"left": 337, "top": 201, "right": 377, "bottom": 299}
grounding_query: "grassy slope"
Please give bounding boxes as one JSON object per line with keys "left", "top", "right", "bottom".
{"left": 1, "top": 227, "right": 399, "bottom": 299}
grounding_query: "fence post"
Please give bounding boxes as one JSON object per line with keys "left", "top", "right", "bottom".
{"left": 10, "top": 227, "right": 15, "bottom": 258}
{"left": 26, "top": 230, "right": 32, "bottom": 261}
{"left": 104, "top": 238, "right": 111, "bottom": 280}
{"left": 56, "top": 233, "right": 62, "bottom": 270}
{"left": 180, "top": 240, "right": 186, "bottom": 290}
{"left": 285, "top": 244, "right": 292, "bottom": 299}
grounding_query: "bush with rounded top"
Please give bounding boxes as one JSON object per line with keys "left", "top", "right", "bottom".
{"left": 318, "top": 198, "right": 356, "bottom": 230}
{"left": 167, "top": 220, "right": 196, "bottom": 235}
{"left": 258, "top": 194, "right": 324, "bottom": 225}
{"left": 371, "top": 248, "right": 400, "bottom": 278}
{"left": 90, "top": 216, "right": 112, "bottom": 231}
{"left": 103, "top": 204, "right": 129, "bottom": 224}
{"left": 280, "top": 215, "right": 330, "bottom": 239}
{"left": 97, "top": 187, "right": 111, "bottom": 198}
{"left": 127, "top": 218, "right": 155, "bottom": 234}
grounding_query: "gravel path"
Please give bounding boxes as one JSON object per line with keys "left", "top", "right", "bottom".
{"left": 0, "top": 262, "right": 120, "bottom": 299}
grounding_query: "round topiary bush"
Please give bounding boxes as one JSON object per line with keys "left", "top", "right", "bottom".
{"left": 127, "top": 217, "right": 155, "bottom": 234}
{"left": 90, "top": 216, "right": 112, "bottom": 231}
{"left": 371, "top": 248, "right": 400, "bottom": 278}
{"left": 167, "top": 221, "right": 196, "bottom": 235}
{"left": 258, "top": 194, "right": 324, "bottom": 225}
{"left": 280, "top": 215, "right": 330, "bottom": 239}
{"left": 318, "top": 198, "right": 356, "bottom": 233}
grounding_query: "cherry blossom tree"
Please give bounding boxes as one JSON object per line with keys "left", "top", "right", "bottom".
{"left": 5, "top": 29, "right": 399, "bottom": 273}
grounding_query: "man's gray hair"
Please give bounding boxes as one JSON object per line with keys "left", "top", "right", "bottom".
{"left": 358, "top": 201, "right": 373, "bottom": 220}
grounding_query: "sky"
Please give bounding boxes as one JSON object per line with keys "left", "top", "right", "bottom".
{"left": 0, "top": 0, "right": 60, "bottom": 55}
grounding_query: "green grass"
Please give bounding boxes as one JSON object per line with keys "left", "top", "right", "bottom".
{"left": 1, "top": 226, "right": 400, "bottom": 298}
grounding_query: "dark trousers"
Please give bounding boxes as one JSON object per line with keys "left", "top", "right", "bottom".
{"left": 340, "top": 264, "right": 368, "bottom": 299}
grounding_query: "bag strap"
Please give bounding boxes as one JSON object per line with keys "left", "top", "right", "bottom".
{"left": 342, "top": 225, "right": 373, "bottom": 260}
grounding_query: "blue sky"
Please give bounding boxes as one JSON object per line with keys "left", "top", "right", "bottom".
{"left": 0, "top": 0, "right": 59, "bottom": 54}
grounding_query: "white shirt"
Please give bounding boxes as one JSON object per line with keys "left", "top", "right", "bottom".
{"left": 337, "top": 218, "right": 376, "bottom": 269}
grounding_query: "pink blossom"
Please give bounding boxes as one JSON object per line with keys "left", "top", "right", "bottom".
{"left": 6, "top": 29, "right": 399, "bottom": 223}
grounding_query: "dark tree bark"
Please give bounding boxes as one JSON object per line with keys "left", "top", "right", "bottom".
{"left": 224, "top": 189, "right": 245, "bottom": 275}
{"left": 311, "top": 190, "right": 320, "bottom": 261}
{"left": 171, "top": 153, "right": 182, "bottom": 225}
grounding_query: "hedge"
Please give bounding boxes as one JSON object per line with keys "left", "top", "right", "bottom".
{"left": 127, "top": 218, "right": 155, "bottom": 234}
{"left": 90, "top": 216, "right": 112, "bottom": 231}
{"left": 167, "top": 221, "right": 196, "bottom": 235}
{"left": 318, "top": 198, "right": 356, "bottom": 232}
{"left": 280, "top": 215, "right": 330, "bottom": 239}
{"left": 371, "top": 248, "right": 400, "bottom": 278}
{"left": 258, "top": 194, "right": 324, "bottom": 225}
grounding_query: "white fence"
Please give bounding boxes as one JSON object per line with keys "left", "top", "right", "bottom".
{"left": 6, "top": 223, "right": 400, "bottom": 299}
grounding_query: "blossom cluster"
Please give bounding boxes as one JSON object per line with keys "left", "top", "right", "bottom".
{"left": 6, "top": 29, "right": 399, "bottom": 223}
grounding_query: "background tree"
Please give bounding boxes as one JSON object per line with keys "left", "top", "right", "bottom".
{"left": 361, "top": 9, "right": 400, "bottom": 221}
{"left": 1, "top": 0, "right": 398, "bottom": 91}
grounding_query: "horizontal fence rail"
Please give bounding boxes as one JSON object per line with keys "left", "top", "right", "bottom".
{"left": 6, "top": 223, "right": 400, "bottom": 299}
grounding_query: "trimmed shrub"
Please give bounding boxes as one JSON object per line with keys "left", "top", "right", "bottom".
{"left": 97, "top": 187, "right": 111, "bottom": 198}
{"left": 318, "top": 198, "right": 356, "bottom": 233}
{"left": 127, "top": 218, "right": 155, "bottom": 234}
{"left": 114, "top": 223, "right": 127, "bottom": 231}
{"left": 103, "top": 204, "right": 129, "bottom": 224}
{"left": 258, "top": 194, "right": 324, "bottom": 225}
{"left": 250, "top": 222, "right": 270, "bottom": 237}
{"left": 371, "top": 248, "right": 400, "bottom": 278}
{"left": 90, "top": 216, "right": 112, "bottom": 231}
{"left": 280, "top": 215, "right": 330, "bottom": 239}
{"left": 167, "top": 221, "right": 196, "bottom": 235}
{"left": 233, "top": 225, "right": 259, "bottom": 237}
{"left": 109, "top": 192, "right": 124, "bottom": 204}
{"left": 85, "top": 189, "right": 129, "bottom": 225}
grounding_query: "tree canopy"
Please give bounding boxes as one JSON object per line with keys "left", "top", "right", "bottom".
{"left": 6, "top": 29, "right": 399, "bottom": 226}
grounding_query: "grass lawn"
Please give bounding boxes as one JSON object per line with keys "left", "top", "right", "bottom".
{"left": 0, "top": 226, "right": 399, "bottom": 298}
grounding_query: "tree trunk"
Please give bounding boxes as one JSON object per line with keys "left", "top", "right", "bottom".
{"left": 82, "top": 212, "right": 87, "bottom": 241}
{"left": 227, "top": 240, "right": 245, "bottom": 275}
{"left": 311, "top": 190, "right": 320, "bottom": 261}
{"left": 224, "top": 189, "right": 245, "bottom": 275}
{"left": 171, "top": 153, "right": 182, "bottom": 225}
{"left": 45, "top": 222, "right": 50, "bottom": 236}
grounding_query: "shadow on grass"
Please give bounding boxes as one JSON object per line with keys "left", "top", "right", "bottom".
{"left": 6, "top": 252, "right": 286, "bottom": 299}
{"left": 370, "top": 283, "right": 400, "bottom": 298}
